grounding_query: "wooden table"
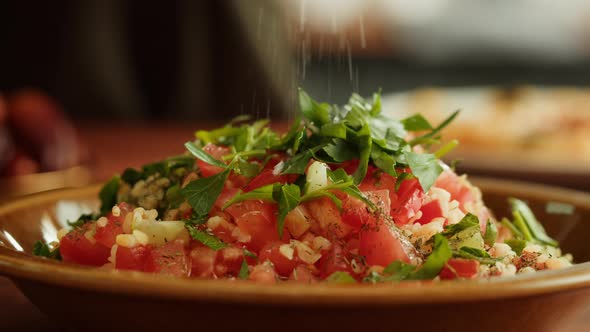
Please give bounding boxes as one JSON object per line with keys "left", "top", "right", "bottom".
{"left": 2, "top": 123, "right": 590, "bottom": 331}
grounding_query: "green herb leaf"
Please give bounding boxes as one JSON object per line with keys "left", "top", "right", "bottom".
{"left": 323, "top": 139, "right": 356, "bottom": 162}
{"left": 321, "top": 123, "right": 347, "bottom": 139}
{"left": 67, "top": 213, "right": 96, "bottom": 228}
{"left": 409, "top": 234, "right": 452, "bottom": 280}
{"left": 185, "top": 224, "right": 228, "bottom": 250}
{"left": 383, "top": 260, "right": 416, "bottom": 281}
{"left": 500, "top": 217, "right": 524, "bottom": 239}
{"left": 99, "top": 176, "right": 120, "bottom": 215}
{"left": 243, "top": 249, "right": 258, "bottom": 259}
{"left": 443, "top": 213, "right": 480, "bottom": 237}
{"left": 238, "top": 259, "right": 249, "bottom": 280}
{"left": 401, "top": 114, "right": 433, "bottom": 131}
{"left": 484, "top": 219, "right": 498, "bottom": 247}
{"left": 299, "top": 89, "right": 330, "bottom": 126}
{"left": 281, "top": 149, "right": 316, "bottom": 175}
{"left": 352, "top": 130, "right": 372, "bottom": 185}
{"left": 403, "top": 151, "right": 443, "bottom": 192}
{"left": 454, "top": 246, "right": 499, "bottom": 265}
{"left": 325, "top": 271, "right": 357, "bottom": 284}
{"left": 409, "top": 110, "right": 460, "bottom": 146}
{"left": 181, "top": 169, "right": 230, "bottom": 219}
{"left": 510, "top": 198, "right": 558, "bottom": 247}
{"left": 223, "top": 184, "right": 277, "bottom": 210}
{"left": 32, "top": 241, "right": 61, "bottom": 260}
{"left": 121, "top": 168, "right": 143, "bottom": 185}
{"left": 505, "top": 239, "right": 527, "bottom": 256}
{"left": 277, "top": 184, "right": 302, "bottom": 237}
{"left": 165, "top": 184, "right": 185, "bottom": 209}
{"left": 185, "top": 141, "right": 227, "bottom": 168}
{"left": 545, "top": 201, "right": 575, "bottom": 215}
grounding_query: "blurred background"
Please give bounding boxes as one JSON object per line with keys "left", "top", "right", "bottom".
{"left": 2, "top": 0, "right": 590, "bottom": 197}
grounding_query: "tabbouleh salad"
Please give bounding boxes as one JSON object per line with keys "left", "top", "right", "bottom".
{"left": 33, "top": 89, "right": 572, "bottom": 283}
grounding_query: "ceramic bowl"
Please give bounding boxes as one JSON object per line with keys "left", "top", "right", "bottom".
{"left": 1, "top": 178, "right": 590, "bottom": 332}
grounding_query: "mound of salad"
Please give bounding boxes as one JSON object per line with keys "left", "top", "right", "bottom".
{"left": 33, "top": 89, "right": 572, "bottom": 283}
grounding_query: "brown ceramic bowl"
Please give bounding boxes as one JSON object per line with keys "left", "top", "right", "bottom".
{"left": 0, "top": 178, "right": 590, "bottom": 332}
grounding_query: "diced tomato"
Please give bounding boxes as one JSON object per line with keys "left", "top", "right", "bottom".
{"left": 235, "top": 211, "right": 284, "bottom": 252}
{"left": 225, "top": 199, "right": 277, "bottom": 223}
{"left": 214, "top": 246, "right": 244, "bottom": 276}
{"left": 390, "top": 177, "right": 424, "bottom": 225}
{"left": 434, "top": 170, "right": 488, "bottom": 232}
{"left": 213, "top": 187, "right": 239, "bottom": 212}
{"left": 318, "top": 243, "right": 354, "bottom": 279}
{"left": 144, "top": 240, "right": 191, "bottom": 277}
{"left": 190, "top": 246, "right": 218, "bottom": 278}
{"left": 198, "top": 143, "right": 230, "bottom": 177}
{"left": 60, "top": 223, "right": 111, "bottom": 266}
{"left": 95, "top": 203, "right": 131, "bottom": 247}
{"left": 359, "top": 220, "right": 410, "bottom": 267}
{"left": 359, "top": 168, "right": 423, "bottom": 225}
{"left": 289, "top": 264, "right": 316, "bottom": 283}
{"left": 248, "top": 263, "right": 277, "bottom": 283}
{"left": 415, "top": 200, "right": 444, "bottom": 225}
{"left": 434, "top": 170, "right": 475, "bottom": 211}
{"left": 341, "top": 196, "right": 370, "bottom": 230}
{"left": 305, "top": 197, "right": 353, "bottom": 238}
{"left": 259, "top": 242, "right": 298, "bottom": 276}
{"left": 439, "top": 258, "right": 480, "bottom": 280}
{"left": 207, "top": 216, "right": 237, "bottom": 243}
{"left": 115, "top": 245, "right": 151, "bottom": 271}
{"left": 243, "top": 168, "right": 298, "bottom": 192}
{"left": 284, "top": 205, "right": 313, "bottom": 238}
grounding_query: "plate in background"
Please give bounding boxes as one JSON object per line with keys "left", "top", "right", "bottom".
{"left": 382, "top": 86, "right": 590, "bottom": 189}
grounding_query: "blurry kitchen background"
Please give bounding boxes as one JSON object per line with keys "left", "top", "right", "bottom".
{"left": 1, "top": 0, "right": 590, "bottom": 194}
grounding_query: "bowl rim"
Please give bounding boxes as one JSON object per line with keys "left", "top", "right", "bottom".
{"left": 1, "top": 177, "right": 590, "bottom": 306}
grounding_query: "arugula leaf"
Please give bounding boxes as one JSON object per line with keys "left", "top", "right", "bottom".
{"left": 500, "top": 217, "right": 524, "bottom": 239}
{"left": 299, "top": 89, "right": 330, "bottom": 127}
{"left": 121, "top": 168, "right": 143, "bottom": 185}
{"left": 325, "top": 271, "right": 357, "bottom": 284}
{"left": 509, "top": 198, "right": 558, "bottom": 247}
{"left": 181, "top": 170, "right": 229, "bottom": 219}
{"left": 165, "top": 184, "right": 185, "bottom": 209}
{"left": 321, "top": 123, "right": 347, "bottom": 139}
{"left": 99, "top": 176, "right": 120, "bottom": 215}
{"left": 185, "top": 141, "right": 227, "bottom": 168}
{"left": 383, "top": 260, "right": 416, "bottom": 281}
{"left": 142, "top": 161, "right": 169, "bottom": 178}
{"left": 512, "top": 209, "right": 534, "bottom": 242}
{"left": 403, "top": 151, "right": 443, "bottom": 192}
{"left": 409, "top": 110, "right": 460, "bottom": 146}
{"left": 351, "top": 129, "right": 372, "bottom": 185}
{"left": 454, "top": 246, "right": 499, "bottom": 265}
{"left": 401, "top": 114, "right": 433, "bottom": 131}
{"left": 409, "top": 234, "right": 452, "bottom": 280}
{"left": 223, "top": 184, "right": 277, "bottom": 209}
{"left": 545, "top": 201, "right": 575, "bottom": 215}
{"left": 277, "top": 184, "right": 302, "bottom": 237}
{"left": 67, "top": 213, "right": 97, "bottom": 228}
{"left": 484, "top": 219, "right": 498, "bottom": 247}
{"left": 238, "top": 259, "right": 249, "bottom": 280}
{"left": 281, "top": 148, "right": 317, "bottom": 174}
{"left": 243, "top": 249, "right": 258, "bottom": 259}
{"left": 32, "top": 241, "right": 61, "bottom": 260}
{"left": 185, "top": 224, "right": 228, "bottom": 250}
{"left": 443, "top": 213, "right": 480, "bottom": 236}
{"left": 323, "top": 139, "right": 356, "bottom": 162}
{"left": 370, "top": 146, "right": 397, "bottom": 178}
{"left": 505, "top": 239, "right": 527, "bottom": 256}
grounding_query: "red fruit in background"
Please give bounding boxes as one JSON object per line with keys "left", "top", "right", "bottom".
{"left": 6, "top": 89, "right": 82, "bottom": 172}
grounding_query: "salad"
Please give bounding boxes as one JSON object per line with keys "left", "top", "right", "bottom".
{"left": 33, "top": 89, "right": 572, "bottom": 283}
